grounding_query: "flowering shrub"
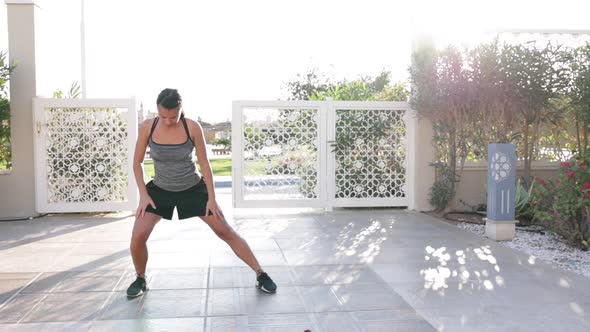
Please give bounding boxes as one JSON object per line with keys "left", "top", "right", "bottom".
{"left": 529, "top": 160, "right": 590, "bottom": 249}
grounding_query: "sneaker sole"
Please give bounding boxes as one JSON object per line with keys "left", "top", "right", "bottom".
{"left": 127, "top": 287, "right": 147, "bottom": 298}
{"left": 256, "top": 282, "right": 276, "bottom": 293}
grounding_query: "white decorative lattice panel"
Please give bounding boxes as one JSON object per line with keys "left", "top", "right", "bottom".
{"left": 233, "top": 101, "right": 413, "bottom": 209}
{"left": 334, "top": 109, "right": 407, "bottom": 200}
{"left": 241, "top": 107, "right": 319, "bottom": 200}
{"left": 46, "top": 107, "right": 129, "bottom": 202}
{"left": 34, "top": 99, "right": 137, "bottom": 213}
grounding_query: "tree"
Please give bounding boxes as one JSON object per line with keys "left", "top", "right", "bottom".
{"left": 500, "top": 42, "right": 569, "bottom": 184}
{"left": 467, "top": 40, "right": 519, "bottom": 156}
{"left": 376, "top": 82, "right": 409, "bottom": 101}
{"left": 410, "top": 39, "right": 573, "bottom": 209}
{"left": 284, "top": 69, "right": 408, "bottom": 102}
{"left": 410, "top": 45, "right": 472, "bottom": 209}
{"left": 568, "top": 43, "right": 590, "bottom": 158}
{"left": 284, "top": 68, "right": 330, "bottom": 101}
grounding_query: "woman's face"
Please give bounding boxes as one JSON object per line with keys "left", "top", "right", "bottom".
{"left": 157, "top": 105, "right": 181, "bottom": 127}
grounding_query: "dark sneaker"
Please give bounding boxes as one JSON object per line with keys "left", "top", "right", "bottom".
{"left": 256, "top": 272, "right": 277, "bottom": 293}
{"left": 126, "top": 276, "right": 147, "bottom": 298}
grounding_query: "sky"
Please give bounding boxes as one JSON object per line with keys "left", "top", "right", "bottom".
{"left": 1, "top": 0, "right": 589, "bottom": 123}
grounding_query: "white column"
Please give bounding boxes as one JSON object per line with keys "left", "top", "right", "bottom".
{"left": 0, "top": 0, "right": 39, "bottom": 218}
{"left": 409, "top": 31, "right": 436, "bottom": 211}
{"left": 412, "top": 115, "right": 436, "bottom": 211}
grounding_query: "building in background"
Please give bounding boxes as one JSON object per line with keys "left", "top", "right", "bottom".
{"left": 211, "top": 120, "right": 231, "bottom": 141}
{"left": 138, "top": 107, "right": 231, "bottom": 146}
{"left": 137, "top": 102, "right": 157, "bottom": 131}
{"left": 198, "top": 118, "right": 231, "bottom": 144}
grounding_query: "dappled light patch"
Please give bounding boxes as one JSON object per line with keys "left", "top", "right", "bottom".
{"left": 420, "top": 245, "right": 503, "bottom": 292}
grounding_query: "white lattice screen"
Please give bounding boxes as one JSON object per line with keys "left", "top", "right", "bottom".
{"left": 333, "top": 109, "right": 407, "bottom": 200}
{"left": 233, "top": 100, "right": 416, "bottom": 209}
{"left": 241, "top": 107, "right": 320, "bottom": 201}
{"left": 33, "top": 98, "right": 138, "bottom": 213}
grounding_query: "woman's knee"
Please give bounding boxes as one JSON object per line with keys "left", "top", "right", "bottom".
{"left": 130, "top": 213, "right": 160, "bottom": 245}
{"left": 131, "top": 224, "right": 153, "bottom": 247}
{"left": 215, "top": 224, "right": 236, "bottom": 241}
{"left": 130, "top": 232, "right": 149, "bottom": 248}
{"left": 201, "top": 215, "right": 236, "bottom": 241}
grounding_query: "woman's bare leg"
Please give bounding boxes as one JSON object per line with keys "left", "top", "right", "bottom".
{"left": 200, "top": 215, "right": 262, "bottom": 273}
{"left": 130, "top": 212, "right": 161, "bottom": 276}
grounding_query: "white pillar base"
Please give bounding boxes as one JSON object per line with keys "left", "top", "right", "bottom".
{"left": 484, "top": 219, "right": 516, "bottom": 241}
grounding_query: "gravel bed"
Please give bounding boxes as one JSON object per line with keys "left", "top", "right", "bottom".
{"left": 457, "top": 222, "right": 590, "bottom": 279}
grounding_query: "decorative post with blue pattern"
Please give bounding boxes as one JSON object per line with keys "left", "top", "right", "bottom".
{"left": 485, "top": 143, "right": 517, "bottom": 240}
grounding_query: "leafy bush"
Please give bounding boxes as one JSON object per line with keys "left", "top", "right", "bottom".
{"left": 214, "top": 138, "right": 231, "bottom": 149}
{"left": 529, "top": 160, "right": 590, "bottom": 249}
{"left": 429, "top": 162, "right": 458, "bottom": 211}
{"left": 515, "top": 179, "right": 535, "bottom": 223}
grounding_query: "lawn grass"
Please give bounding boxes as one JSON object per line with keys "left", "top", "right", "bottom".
{"left": 208, "top": 158, "right": 232, "bottom": 176}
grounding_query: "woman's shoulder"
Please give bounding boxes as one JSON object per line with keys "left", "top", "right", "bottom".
{"left": 139, "top": 117, "right": 156, "bottom": 132}
{"left": 145, "top": 117, "right": 157, "bottom": 125}
{"left": 136, "top": 117, "right": 156, "bottom": 140}
{"left": 183, "top": 117, "right": 203, "bottom": 130}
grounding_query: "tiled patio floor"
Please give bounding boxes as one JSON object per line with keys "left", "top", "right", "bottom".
{"left": 1, "top": 190, "right": 589, "bottom": 331}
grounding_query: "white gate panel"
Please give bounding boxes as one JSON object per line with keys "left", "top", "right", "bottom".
{"left": 233, "top": 100, "right": 415, "bottom": 209}
{"left": 232, "top": 101, "right": 327, "bottom": 208}
{"left": 33, "top": 98, "right": 138, "bottom": 213}
{"left": 328, "top": 101, "right": 413, "bottom": 207}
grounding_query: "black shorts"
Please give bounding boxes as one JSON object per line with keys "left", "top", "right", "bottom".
{"left": 144, "top": 179, "right": 211, "bottom": 220}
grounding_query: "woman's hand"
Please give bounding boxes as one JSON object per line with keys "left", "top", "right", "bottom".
{"left": 206, "top": 199, "right": 225, "bottom": 221}
{"left": 136, "top": 193, "right": 156, "bottom": 219}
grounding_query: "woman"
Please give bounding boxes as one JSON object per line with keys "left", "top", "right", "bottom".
{"left": 127, "top": 88, "right": 276, "bottom": 297}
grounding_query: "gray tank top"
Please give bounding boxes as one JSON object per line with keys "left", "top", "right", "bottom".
{"left": 148, "top": 116, "right": 201, "bottom": 191}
